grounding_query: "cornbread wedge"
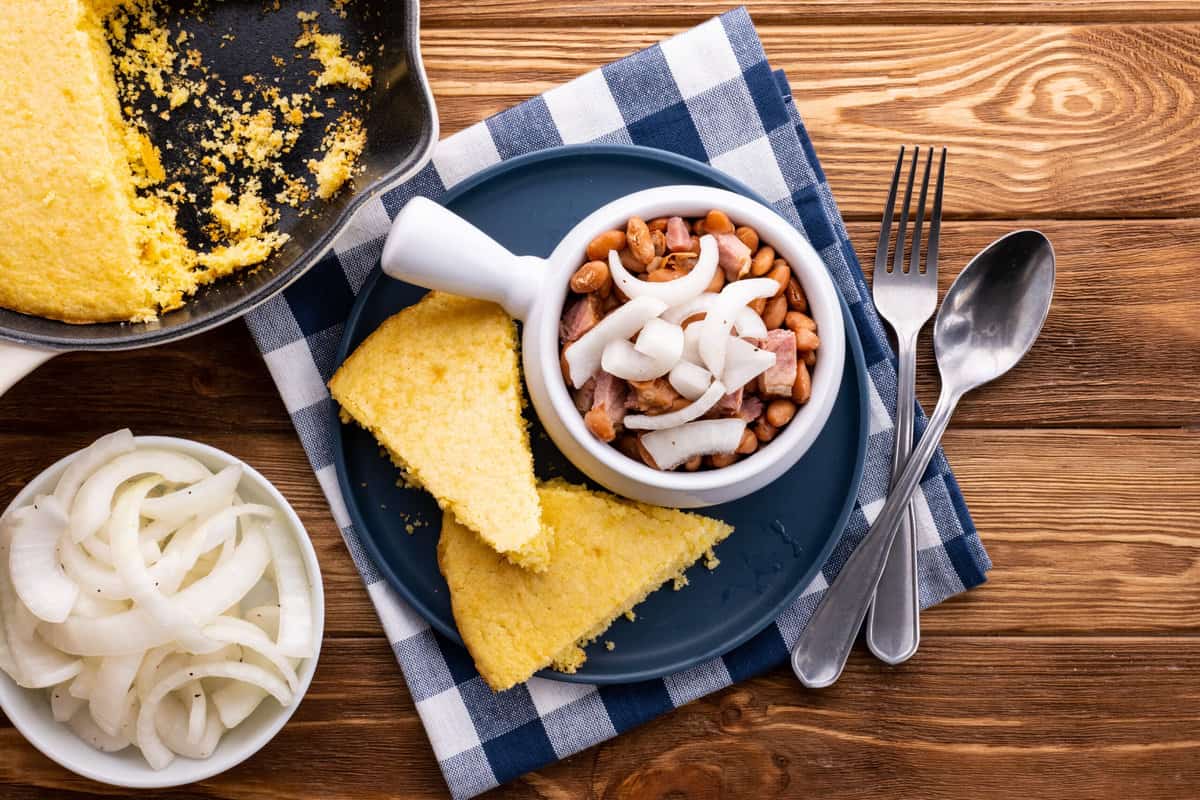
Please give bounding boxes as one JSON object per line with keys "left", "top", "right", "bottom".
{"left": 0, "top": 0, "right": 197, "bottom": 323}
{"left": 438, "top": 480, "right": 734, "bottom": 692}
{"left": 330, "top": 292, "right": 548, "bottom": 571}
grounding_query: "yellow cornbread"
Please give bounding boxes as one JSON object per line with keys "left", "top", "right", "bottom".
{"left": 0, "top": 0, "right": 197, "bottom": 323}
{"left": 329, "top": 292, "right": 549, "bottom": 571}
{"left": 438, "top": 480, "right": 734, "bottom": 692}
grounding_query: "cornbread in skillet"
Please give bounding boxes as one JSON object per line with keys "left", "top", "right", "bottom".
{"left": 0, "top": 0, "right": 196, "bottom": 323}
{"left": 438, "top": 480, "right": 734, "bottom": 692}
{"left": 329, "top": 292, "right": 549, "bottom": 571}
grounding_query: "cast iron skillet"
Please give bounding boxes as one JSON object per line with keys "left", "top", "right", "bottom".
{"left": 0, "top": 0, "right": 437, "bottom": 392}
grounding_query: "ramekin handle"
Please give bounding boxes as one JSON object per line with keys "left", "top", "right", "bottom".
{"left": 0, "top": 343, "right": 57, "bottom": 398}
{"left": 380, "top": 196, "right": 546, "bottom": 322}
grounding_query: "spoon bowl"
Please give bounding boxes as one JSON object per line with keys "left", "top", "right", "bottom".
{"left": 935, "top": 230, "right": 1056, "bottom": 394}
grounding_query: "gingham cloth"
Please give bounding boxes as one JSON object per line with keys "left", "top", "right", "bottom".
{"left": 245, "top": 8, "right": 990, "bottom": 798}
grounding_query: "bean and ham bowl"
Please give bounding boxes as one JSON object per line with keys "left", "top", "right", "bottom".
{"left": 559, "top": 210, "right": 821, "bottom": 472}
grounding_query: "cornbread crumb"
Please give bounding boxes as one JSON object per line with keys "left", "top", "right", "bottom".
{"left": 604, "top": 641, "right": 615, "bottom": 652}
{"left": 704, "top": 548, "right": 720, "bottom": 570}
{"left": 438, "top": 480, "right": 734, "bottom": 691}
{"left": 296, "top": 25, "right": 372, "bottom": 90}
{"left": 329, "top": 293, "right": 547, "bottom": 572}
{"left": 673, "top": 575, "right": 689, "bottom": 590}
{"left": 307, "top": 115, "right": 366, "bottom": 199}
{"left": 624, "top": 610, "right": 636, "bottom": 622}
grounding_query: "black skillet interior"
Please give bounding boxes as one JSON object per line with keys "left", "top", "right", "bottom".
{"left": 0, "top": 0, "right": 434, "bottom": 350}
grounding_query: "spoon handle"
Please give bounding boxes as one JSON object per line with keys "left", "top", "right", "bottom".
{"left": 791, "top": 386, "right": 961, "bottom": 689}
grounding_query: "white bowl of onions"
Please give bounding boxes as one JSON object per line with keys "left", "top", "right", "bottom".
{"left": 381, "top": 185, "right": 845, "bottom": 508}
{"left": 0, "top": 430, "right": 323, "bottom": 788}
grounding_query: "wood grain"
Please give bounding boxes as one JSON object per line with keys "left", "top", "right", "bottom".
{"left": 3, "top": 637, "right": 1200, "bottom": 799}
{"left": 424, "top": 1, "right": 1200, "bottom": 25}
{"left": 1, "top": 427, "right": 1194, "bottom": 639}
{"left": 419, "top": 25, "right": 1200, "bottom": 219}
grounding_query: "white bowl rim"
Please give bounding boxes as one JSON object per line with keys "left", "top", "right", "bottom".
{"left": 0, "top": 434, "right": 325, "bottom": 789}
{"left": 533, "top": 185, "right": 846, "bottom": 496}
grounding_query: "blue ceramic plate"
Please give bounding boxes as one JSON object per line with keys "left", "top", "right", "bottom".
{"left": 333, "top": 144, "right": 869, "bottom": 684}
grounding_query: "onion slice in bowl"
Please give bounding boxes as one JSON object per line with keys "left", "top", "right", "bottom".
{"left": 607, "top": 234, "right": 718, "bottom": 306}
{"left": 722, "top": 337, "right": 777, "bottom": 391}
{"left": 52, "top": 429, "right": 136, "bottom": 510}
{"left": 137, "top": 660, "right": 291, "bottom": 771}
{"left": 601, "top": 339, "right": 675, "bottom": 382}
{"left": 8, "top": 496, "right": 77, "bottom": 623}
{"left": 625, "top": 381, "right": 728, "bottom": 431}
{"left": 639, "top": 418, "right": 747, "bottom": 470}
{"left": 633, "top": 318, "right": 684, "bottom": 365}
{"left": 662, "top": 294, "right": 767, "bottom": 339}
{"left": 698, "top": 278, "right": 780, "bottom": 377}
{"left": 668, "top": 360, "right": 712, "bottom": 400}
{"left": 564, "top": 295, "right": 668, "bottom": 388}
{"left": 140, "top": 465, "right": 242, "bottom": 527}
{"left": 260, "top": 518, "right": 316, "bottom": 659}
{"left": 69, "top": 450, "right": 211, "bottom": 543}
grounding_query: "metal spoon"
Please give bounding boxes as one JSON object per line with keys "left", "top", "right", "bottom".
{"left": 792, "top": 229, "right": 1055, "bottom": 689}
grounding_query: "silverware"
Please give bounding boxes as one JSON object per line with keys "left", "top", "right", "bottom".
{"left": 792, "top": 229, "right": 1055, "bottom": 688}
{"left": 865, "top": 146, "right": 946, "bottom": 665}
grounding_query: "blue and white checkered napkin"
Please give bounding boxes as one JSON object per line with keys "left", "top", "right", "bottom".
{"left": 245, "top": 8, "right": 990, "bottom": 798}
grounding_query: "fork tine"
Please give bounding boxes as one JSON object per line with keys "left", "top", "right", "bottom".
{"left": 907, "top": 147, "right": 934, "bottom": 275}
{"left": 874, "top": 147, "right": 905, "bottom": 273}
{"left": 891, "top": 147, "right": 920, "bottom": 274}
{"left": 923, "top": 147, "right": 947, "bottom": 275}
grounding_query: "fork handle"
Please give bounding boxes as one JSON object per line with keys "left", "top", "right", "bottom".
{"left": 865, "top": 328, "right": 921, "bottom": 664}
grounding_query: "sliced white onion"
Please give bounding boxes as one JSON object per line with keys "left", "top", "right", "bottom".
{"left": 140, "top": 465, "right": 242, "bottom": 527}
{"left": 564, "top": 296, "right": 668, "bottom": 388}
{"left": 260, "top": 519, "right": 315, "bottom": 659}
{"left": 681, "top": 322, "right": 703, "bottom": 365}
{"left": 9, "top": 496, "right": 77, "bottom": 623}
{"left": 43, "top": 525, "right": 271, "bottom": 657}
{"left": 52, "top": 429, "right": 136, "bottom": 510}
{"left": 69, "top": 450, "right": 211, "bottom": 543}
{"left": 157, "top": 693, "right": 224, "bottom": 761}
{"left": 69, "top": 705, "right": 131, "bottom": 753}
{"left": 138, "top": 661, "right": 290, "bottom": 771}
{"left": 50, "top": 681, "right": 85, "bottom": 722}
{"left": 73, "top": 594, "right": 129, "bottom": 619}
{"left": 0, "top": 524, "right": 80, "bottom": 688}
{"left": 68, "top": 659, "right": 98, "bottom": 700}
{"left": 606, "top": 234, "right": 718, "bottom": 307}
{"left": 184, "top": 680, "right": 207, "bottom": 745}
{"left": 663, "top": 294, "right": 768, "bottom": 338}
{"left": 211, "top": 608, "right": 289, "bottom": 728}
{"left": 722, "top": 337, "right": 777, "bottom": 391}
{"left": 601, "top": 338, "right": 675, "bottom": 382}
{"left": 108, "top": 476, "right": 216, "bottom": 654}
{"left": 639, "top": 419, "right": 747, "bottom": 470}
{"left": 79, "top": 532, "right": 162, "bottom": 568}
{"left": 668, "top": 361, "right": 712, "bottom": 401}
{"left": 244, "top": 605, "right": 281, "bottom": 638}
{"left": 625, "top": 381, "right": 728, "bottom": 431}
{"left": 633, "top": 317, "right": 684, "bottom": 365}
{"left": 698, "top": 278, "right": 779, "bottom": 377}
{"left": 89, "top": 653, "right": 141, "bottom": 736}
{"left": 203, "top": 616, "right": 300, "bottom": 693}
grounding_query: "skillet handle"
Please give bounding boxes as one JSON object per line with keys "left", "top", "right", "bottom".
{"left": 0, "top": 342, "right": 56, "bottom": 398}
{"left": 380, "top": 196, "right": 546, "bottom": 322}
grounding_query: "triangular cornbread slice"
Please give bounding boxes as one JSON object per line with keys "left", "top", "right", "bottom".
{"left": 438, "top": 479, "right": 734, "bottom": 691}
{"left": 330, "top": 292, "right": 548, "bottom": 571}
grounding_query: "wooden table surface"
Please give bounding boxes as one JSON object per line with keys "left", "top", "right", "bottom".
{"left": 3, "top": 2, "right": 1200, "bottom": 797}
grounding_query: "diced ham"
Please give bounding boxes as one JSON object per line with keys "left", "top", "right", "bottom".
{"left": 560, "top": 294, "right": 604, "bottom": 343}
{"left": 715, "top": 233, "right": 751, "bottom": 281}
{"left": 737, "top": 394, "right": 764, "bottom": 423}
{"left": 665, "top": 216, "right": 692, "bottom": 253}
{"left": 625, "top": 377, "right": 680, "bottom": 413}
{"left": 572, "top": 377, "right": 596, "bottom": 414}
{"left": 593, "top": 371, "right": 627, "bottom": 425}
{"left": 713, "top": 386, "right": 743, "bottom": 417}
{"left": 758, "top": 329, "right": 798, "bottom": 397}
{"left": 585, "top": 371, "right": 627, "bottom": 442}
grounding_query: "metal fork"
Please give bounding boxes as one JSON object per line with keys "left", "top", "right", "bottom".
{"left": 864, "top": 146, "right": 946, "bottom": 665}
